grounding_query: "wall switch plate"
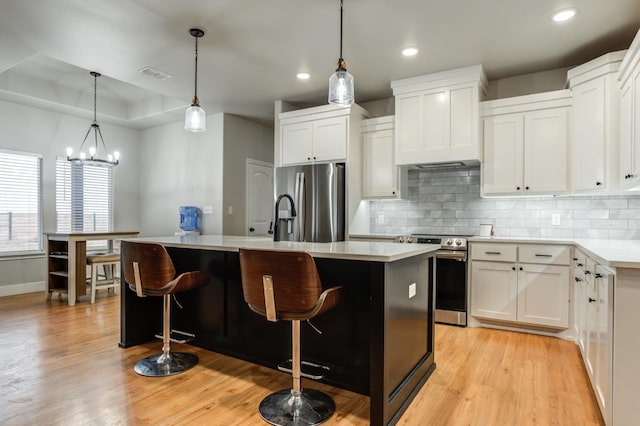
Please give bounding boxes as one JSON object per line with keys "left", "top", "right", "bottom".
{"left": 227, "top": 206, "right": 233, "bottom": 215}
{"left": 409, "top": 283, "right": 416, "bottom": 298}
{"left": 551, "top": 213, "right": 560, "bottom": 226}
{"left": 203, "top": 205, "right": 213, "bottom": 214}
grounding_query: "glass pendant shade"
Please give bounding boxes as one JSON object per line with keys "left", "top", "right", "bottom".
{"left": 328, "top": 68, "right": 354, "bottom": 105}
{"left": 185, "top": 102, "right": 206, "bottom": 132}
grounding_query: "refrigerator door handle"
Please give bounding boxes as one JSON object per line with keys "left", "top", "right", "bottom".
{"left": 294, "top": 172, "right": 305, "bottom": 241}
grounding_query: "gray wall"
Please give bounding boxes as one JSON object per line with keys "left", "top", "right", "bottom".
{"left": 138, "top": 114, "right": 224, "bottom": 236}
{"left": 370, "top": 167, "right": 640, "bottom": 239}
{"left": 0, "top": 99, "right": 140, "bottom": 295}
{"left": 222, "top": 114, "right": 274, "bottom": 235}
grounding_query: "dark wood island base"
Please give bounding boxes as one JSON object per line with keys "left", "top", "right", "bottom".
{"left": 119, "top": 239, "right": 437, "bottom": 425}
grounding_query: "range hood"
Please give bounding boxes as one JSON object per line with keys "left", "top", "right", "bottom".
{"left": 410, "top": 160, "right": 480, "bottom": 170}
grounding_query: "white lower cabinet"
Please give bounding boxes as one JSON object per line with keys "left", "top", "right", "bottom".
{"left": 573, "top": 251, "right": 613, "bottom": 424}
{"left": 516, "top": 263, "right": 569, "bottom": 328}
{"left": 470, "top": 261, "right": 518, "bottom": 321}
{"left": 470, "top": 243, "right": 570, "bottom": 329}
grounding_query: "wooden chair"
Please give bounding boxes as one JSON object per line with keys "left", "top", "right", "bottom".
{"left": 238, "top": 248, "right": 344, "bottom": 426}
{"left": 121, "top": 241, "right": 209, "bottom": 377}
{"left": 86, "top": 252, "right": 120, "bottom": 304}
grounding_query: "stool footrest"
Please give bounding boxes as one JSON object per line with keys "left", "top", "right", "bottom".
{"left": 277, "top": 359, "right": 330, "bottom": 380}
{"left": 155, "top": 329, "right": 195, "bottom": 344}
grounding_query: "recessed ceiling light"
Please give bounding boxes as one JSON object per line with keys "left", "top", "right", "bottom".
{"left": 296, "top": 72, "right": 311, "bottom": 80}
{"left": 551, "top": 8, "right": 577, "bottom": 22}
{"left": 402, "top": 47, "right": 419, "bottom": 57}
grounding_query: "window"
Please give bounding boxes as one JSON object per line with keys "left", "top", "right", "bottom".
{"left": 56, "top": 158, "right": 113, "bottom": 245}
{"left": 0, "top": 150, "right": 43, "bottom": 255}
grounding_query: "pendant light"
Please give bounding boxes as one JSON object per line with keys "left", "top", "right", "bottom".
{"left": 185, "top": 28, "right": 206, "bottom": 132}
{"left": 66, "top": 71, "right": 119, "bottom": 167}
{"left": 328, "top": 0, "right": 354, "bottom": 105}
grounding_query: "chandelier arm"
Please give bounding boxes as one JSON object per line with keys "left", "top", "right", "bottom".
{"left": 77, "top": 125, "right": 93, "bottom": 154}
{"left": 96, "top": 125, "right": 109, "bottom": 154}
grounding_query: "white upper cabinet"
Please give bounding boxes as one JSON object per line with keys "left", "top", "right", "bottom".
{"left": 568, "top": 51, "right": 625, "bottom": 193}
{"left": 480, "top": 90, "right": 572, "bottom": 196}
{"left": 361, "top": 116, "right": 407, "bottom": 199}
{"left": 391, "top": 65, "right": 487, "bottom": 165}
{"left": 618, "top": 29, "right": 640, "bottom": 189}
{"left": 277, "top": 104, "right": 369, "bottom": 167}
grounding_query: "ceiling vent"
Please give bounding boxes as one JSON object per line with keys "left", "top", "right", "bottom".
{"left": 138, "top": 66, "right": 172, "bottom": 80}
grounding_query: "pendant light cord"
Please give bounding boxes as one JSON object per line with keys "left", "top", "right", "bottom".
{"left": 339, "top": 0, "right": 344, "bottom": 60}
{"left": 93, "top": 73, "right": 97, "bottom": 123}
{"left": 194, "top": 35, "right": 199, "bottom": 101}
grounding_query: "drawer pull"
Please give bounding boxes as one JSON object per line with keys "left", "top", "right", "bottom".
{"left": 574, "top": 277, "right": 582, "bottom": 282}
{"left": 485, "top": 251, "right": 501, "bottom": 255}
{"left": 535, "top": 254, "right": 553, "bottom": 257}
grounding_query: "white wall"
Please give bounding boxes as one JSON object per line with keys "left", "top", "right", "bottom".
{"left": 138, "top": 114, "right": 224, "bottom": 236}
{"left": 0, "top": 99, "right": 140, "bottom": 294}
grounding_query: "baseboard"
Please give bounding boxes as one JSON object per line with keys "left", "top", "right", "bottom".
{"left": 0, "top": 281, "right": 46, "bottom": 297}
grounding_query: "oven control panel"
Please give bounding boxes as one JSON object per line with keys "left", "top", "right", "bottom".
{"left": 395, "top": 235, "right": 468, "bottom": 249}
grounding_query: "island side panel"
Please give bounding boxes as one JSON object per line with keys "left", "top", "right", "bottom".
{"left": 371, "top": 253, "right": 436, "bottom": 426}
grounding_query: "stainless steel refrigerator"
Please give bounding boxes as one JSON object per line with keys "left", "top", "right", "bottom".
{"left": 273, "top": 162, "right": 345, "bottom": 243}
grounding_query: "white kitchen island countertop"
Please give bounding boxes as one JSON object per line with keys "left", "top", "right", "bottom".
{"left": 468, "top": 236, "right": 640, "bottom": 269}
{"left": 125, "top": 235, "right": 439, "bottom": 263}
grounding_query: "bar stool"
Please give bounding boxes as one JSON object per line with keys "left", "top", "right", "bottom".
{"left": 238, "top": 248, "right": 344, "bottom": 426}
{"left": 121, "top": 241, "right": 209, "bottom": 377}
{"left": 86, "top": 252, "right": 120, "bottom": 304}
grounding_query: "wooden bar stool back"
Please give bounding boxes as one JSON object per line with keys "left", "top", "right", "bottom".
{"left": 121, "top": 241, "right": 209, "bottom": 377}
{"left": 239, "top": 248, "right": 344, "bottom": 426}
{"left": 86, "top": 252, "right": 120, "bottom": 304}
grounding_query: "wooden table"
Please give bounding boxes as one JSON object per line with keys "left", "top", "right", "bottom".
{"left": 45, "top": 231, "right": 139, "bottom": 306}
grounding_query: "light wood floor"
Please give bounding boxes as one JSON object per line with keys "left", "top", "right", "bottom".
{"left": 0, "top": 291, "right": 603, "bottom": 425}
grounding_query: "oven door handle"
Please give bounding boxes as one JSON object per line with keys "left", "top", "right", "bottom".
{"left": 436, "top": 250, "right": 467, "bottom": 261}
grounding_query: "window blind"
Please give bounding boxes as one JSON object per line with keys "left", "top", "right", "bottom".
{"left": 56, "top": 158, "right": 113, "bottom": 249}
{"left": 0, "top": 150, "right": 43, "bottom": 254}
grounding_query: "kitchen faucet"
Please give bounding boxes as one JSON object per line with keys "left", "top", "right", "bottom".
{"left": 273, "top": 193, "right": 297, "bottom": 242}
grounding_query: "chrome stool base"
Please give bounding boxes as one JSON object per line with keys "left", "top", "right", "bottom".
{"left": 259, "top": 388, "right": 335, "bottom": 426}
{"left": 133, "top": 352, "right": 198, "bottom": 377}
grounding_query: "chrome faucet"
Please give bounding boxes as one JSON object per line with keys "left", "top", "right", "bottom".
{"left": 273, "top": 193, "right": 297, "bottom": 242}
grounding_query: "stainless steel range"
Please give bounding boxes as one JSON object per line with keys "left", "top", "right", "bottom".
{"left": 396, "top": 234, "right": 469, "bottom": 326}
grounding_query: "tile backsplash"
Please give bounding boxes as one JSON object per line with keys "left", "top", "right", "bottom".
{"left": 369, "top": 166, "right": 640, "bottom": 239}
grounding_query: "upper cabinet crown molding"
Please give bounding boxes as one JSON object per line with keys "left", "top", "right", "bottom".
{"left": 567, "top": 50, "right": 627, "bottom": 88}
{"left": 618, "top": 28, "right": 640, "bottom": 88}
{"left": 480, "top": 89, "right": 572, "bottom": 116}
{"left": 391, "top": 65, "right": 488, "bottom": 166}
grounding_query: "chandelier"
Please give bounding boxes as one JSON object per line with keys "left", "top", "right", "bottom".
{"left": 66, "top": 71, "right": 119, "bottom": 166}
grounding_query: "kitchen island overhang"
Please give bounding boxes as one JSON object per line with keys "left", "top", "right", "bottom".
{"left": 119, "top": 236, "right": 439, "bottom": 426}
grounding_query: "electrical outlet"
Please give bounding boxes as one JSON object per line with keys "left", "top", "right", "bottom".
{"left": 376, "top": 213, "right": 385, "bottom": 225}
{"left": 409, "top": 283, "right": 416, "bottom": 299}
{"left": 203, "top": 205, "right": 213, "bottom": 214}
{"left": 227, "top": 206, "right": 233, "bottom": 215}
{"left": 551, "top": 213, "right": 560, "bottom": 226}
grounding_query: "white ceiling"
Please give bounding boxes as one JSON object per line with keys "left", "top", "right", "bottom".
{"left": 1, "top": 0, "right": 639, "bottom": 129}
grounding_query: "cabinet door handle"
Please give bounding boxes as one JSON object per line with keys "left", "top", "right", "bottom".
{"left": 512, "top": 266, "right": 516, "bottom": 271}
{"left": 594, "top": 273, "right": 603, "bottom": 279}
{"left": 572, "top": 257, "right": 578, "bottom": 261}
{"left": 574, "top": 277, "right": 582, "bottom": 282}
{"left": 535, "top": 254, "right": 553, "bottom": 257}
{"left": 519, "top": 267, "right": 523, "bottom": 271}
{"left": 577, "top": 263, "right": 583, "bottom": 267}
{"left": 596, "top": 181, "right": 602, "bottom": 186}
{"left": 485, "top": 251, "right": 501, "bottom": 255}
{"left": 588, "top": 297, "right": 597, "bottom": 303}
{"left": 516, "top": 186, "right": 521, "bottom": 191}
{"left": 525, "top": 186, "right": 530, "bottom": 190}
{"left": 584, "top": 270, "right": 591, "bottom": 275}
